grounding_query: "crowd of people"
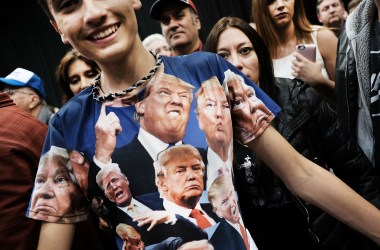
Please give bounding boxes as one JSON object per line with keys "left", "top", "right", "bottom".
{"left": 2, "top": 0, "right": 380, "bottom": 250}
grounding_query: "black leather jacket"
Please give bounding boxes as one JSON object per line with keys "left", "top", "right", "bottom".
{"left": 234, "top": 78, "right": 380, "bottom": 249}
{"left": 335, "top": 0, "right": 377, "bottom": 170}
{"left": 335, "top": 25, "right": 358, "bottom": 140}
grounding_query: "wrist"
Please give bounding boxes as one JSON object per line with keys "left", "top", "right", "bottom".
{"left": 93, "top": 156, "right": 117, "bottom": 169}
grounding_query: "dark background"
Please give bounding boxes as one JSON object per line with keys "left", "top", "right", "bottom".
{"left": 0, "top": 0, "right": 348, "bottom": 107}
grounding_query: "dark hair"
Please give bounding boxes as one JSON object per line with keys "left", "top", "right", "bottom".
{"left": 348, "top": 0, "right": 362, "bottom": 13}
{"left": 37, "top": 0, "right": 54, "bottom": 21}
{"left": 206, "top": 16, "right": 279, "bottom": 190}
{"left": 55, "top": 48, "right": 100, "bottom": 104}
{"left": 316, "top": 0, "right": 344, "bottom": 14}
{"left": 205, "top": 16, "right": 276, "bottom": 100}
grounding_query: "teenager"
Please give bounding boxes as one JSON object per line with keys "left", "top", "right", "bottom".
{"left": 29, "top": 0, "right": 380, "bottom": 249}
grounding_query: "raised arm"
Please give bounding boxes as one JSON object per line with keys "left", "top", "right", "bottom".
{"left": 248, "top": 125, "right": 380, "bottom": 245}
{"left": 38, "top": 222, "right": 76, "bottom": 250}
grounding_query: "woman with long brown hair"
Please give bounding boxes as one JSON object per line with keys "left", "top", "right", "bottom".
{"left": 252, "top": 0, "right": 337, "bottom": 101}
{"left": 56, "top": 48, "right": 100, "bottom": 105}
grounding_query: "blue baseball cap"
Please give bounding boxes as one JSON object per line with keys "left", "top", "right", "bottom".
{"left": 0, "top": 68, "right": 46, "bottom": 99}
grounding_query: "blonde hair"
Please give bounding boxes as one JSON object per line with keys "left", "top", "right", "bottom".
{"left": 208, "top": 175, "right": 234, "bottom": 211}
{"left": 153, "top": 145, "right": 205, "bottom": 187}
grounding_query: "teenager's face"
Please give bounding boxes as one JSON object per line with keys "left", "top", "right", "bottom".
{"left": 268, "top": 0, "right": 295, "bottom": 28}
{"left": 68, "top": 59, "right": 98, "bottom": 95}
{"left": 216, "top": 28, "right": 260, "bottom": 84}
{"left": 160, "top": 5, "right": 200, "bottom": 54}
{"left": 48, "top": 0, "right": 142, "bottom": 63}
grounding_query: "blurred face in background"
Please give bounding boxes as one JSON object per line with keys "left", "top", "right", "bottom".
{"left": 1, "top": 86, "right": 40, "bottom": 114}
{"left": 145, "top": 39, "right": 172, "bottom": 57}
{"left": 159, "top": 4, "right": 201, "bottom": 55}
{"left": 317, "top": 0, "right": 346, "bottom": 28}
{"left": 68, "top": 59, "right": 99, "bottom": 95}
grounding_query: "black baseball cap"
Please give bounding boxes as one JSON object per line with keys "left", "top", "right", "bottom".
{"left": 150, "top": 0, "right": 198, "bottom": 20}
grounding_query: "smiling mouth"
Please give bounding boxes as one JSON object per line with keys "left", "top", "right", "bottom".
{"left": 90, "top": 24, "right": 119, "bottom": 40}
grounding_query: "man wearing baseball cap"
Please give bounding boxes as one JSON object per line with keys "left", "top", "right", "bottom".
{"left": 0, "top": 67, "right": 56, "bottom": 124}
{"left": 149, "top": 0, "right": 204, "bottom": 56}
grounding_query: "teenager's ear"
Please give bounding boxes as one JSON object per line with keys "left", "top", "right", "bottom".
{"left": 51, "top": 21, "right": 69, "bottom": 44}
{"left": 132, "top": 0, "right": 142, "bottom": 10}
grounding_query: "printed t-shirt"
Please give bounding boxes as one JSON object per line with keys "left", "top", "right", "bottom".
{"left": 26, "top": 52, "right": 280, "bottom": 250}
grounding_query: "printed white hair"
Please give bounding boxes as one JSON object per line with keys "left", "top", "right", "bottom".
{"left": 222, "top": 69, "right": 254, "bottom": 95}
{"left": 142, "top": 33, "right": 167, "bottom": 49}
{"left": 39, "top": 145, "right": 77, "bottom": 183}
{"left": 95, "top": 163, "right": 124, "bottom": 189}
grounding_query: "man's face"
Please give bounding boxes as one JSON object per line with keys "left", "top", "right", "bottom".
{"left": 227, "top": 78, "right": 272, "bottom": 137}
{"left": 317, "top": 0, "right": 345, "bottom": 28}
{"left": 48, "top": 0, "right": 142, "bottom": 63}
{"left": 30, "top": 157, "right": 76, "bottom": 221}
{"left": 2, "top": 86, "right": 38, "bottom": 113}
{"left": 161, "top": 154, "right": 204, "bottom": 208}
{"left": 159, "top": 4, "right": 200, "bottom": 54}
{"left": 213, "top": 189, "right": 240, "bottom": 224}
{"left": 197, "top": 83, "right": 232, "bottom": 149}
{"left": 122, "top": 236, "right": 144, "bottom": 250}
{"left": 136, "top": 77, "right": 192, "bottom": 143}
{"left": 101, "top": 172, "right": 132, "bottom": 207}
